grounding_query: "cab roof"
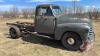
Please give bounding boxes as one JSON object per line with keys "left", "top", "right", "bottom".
{"left": 36, "top": 4, "right": 59, "bottom": 8}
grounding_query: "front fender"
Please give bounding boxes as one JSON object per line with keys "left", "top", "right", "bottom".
{"left": 55, "top": 23, "right": 89, "bottom": 40}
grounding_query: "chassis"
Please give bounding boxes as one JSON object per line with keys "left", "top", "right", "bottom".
{"left": 6, "top": 21, "right": 51, "bottom": 39}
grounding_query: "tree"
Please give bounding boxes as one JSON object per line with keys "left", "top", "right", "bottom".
{"left": 87, "top": 7, "right": 100, "bottom": 19}
{"left": 71, "top": 0, "right": 84, "bottom": 17}
{"left": 75, "top": 6, "right": 84, "bottom": 17}
{"left": 9, "top": 5, "right": 19, "bottom": 18}
{"left": 21, "top": 8, "right": 35, "bottom": 19}
{"left": 2, "top": 11, "right": 10, "bottom": 18}
{"left": 92, "top": 8, "right": 99, "bottom": 19}
{"left": 21, "top": 8, "right": 29, "bottom": 19}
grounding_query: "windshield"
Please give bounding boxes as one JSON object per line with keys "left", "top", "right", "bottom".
{"left": 52, "top": 6, "right": 65, "bottom": 15}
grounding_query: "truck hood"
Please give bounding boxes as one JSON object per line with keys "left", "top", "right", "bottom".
{"left": 57, "top": 15, "right": 92, "bottom": 26}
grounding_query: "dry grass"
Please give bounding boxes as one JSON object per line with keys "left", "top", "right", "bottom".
{"left": 0, "top": 19, "right": 100, "bottom": 56}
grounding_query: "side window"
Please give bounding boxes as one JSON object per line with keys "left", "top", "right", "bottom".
{"left": 37, "top": 7, "right": 53, "bottom": 16}
{"left": 38, "top": 8, "right": 47, "bottom": 16}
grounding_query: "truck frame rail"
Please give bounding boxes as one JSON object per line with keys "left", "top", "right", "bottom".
{"left": 6, "top": 21, "right": 35, "bottom": 32}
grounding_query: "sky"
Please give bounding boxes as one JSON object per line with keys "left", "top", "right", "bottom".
{"left": 0, "top": 0, "right": 100, "bottom": 11}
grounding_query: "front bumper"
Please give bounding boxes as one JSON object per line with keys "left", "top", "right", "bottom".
{"left": 80, "top": 28, "right": 95, "bottom": 51}
{"left": 80, "top": 41, "right": 94, "bottom": 52}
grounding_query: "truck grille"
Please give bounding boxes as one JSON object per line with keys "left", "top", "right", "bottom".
{"left": 88, "top": 27, "right": 95, "bottom": 42}
{"left": 89, "top": 28, "right": 93, "bottom": 35}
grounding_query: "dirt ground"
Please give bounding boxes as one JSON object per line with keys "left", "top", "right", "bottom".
{"left": 0, "top": 19, "right": 100, "bottom": 56}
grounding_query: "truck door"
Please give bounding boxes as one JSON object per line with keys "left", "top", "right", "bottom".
{"left": 35, "top": 7, "right": 55, "bottom": 34}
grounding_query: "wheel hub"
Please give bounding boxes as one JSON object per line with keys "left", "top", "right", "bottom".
{"left": 67, "top": 38, "right": 75, "bottom": 45}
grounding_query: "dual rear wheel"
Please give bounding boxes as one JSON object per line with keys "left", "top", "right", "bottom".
{"left": 9, "top": 26, "right": 21, "bottom": 39}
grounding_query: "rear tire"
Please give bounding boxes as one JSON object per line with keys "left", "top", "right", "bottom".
{"left": 61, "top": 32, "right": 82, "bottom": 51}
{"left": 9, "top": 26, "right": 21, "bottom": 39}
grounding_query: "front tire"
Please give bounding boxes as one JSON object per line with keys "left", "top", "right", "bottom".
{"left": 61, "top": 32, "right": 82, "bottom": 51}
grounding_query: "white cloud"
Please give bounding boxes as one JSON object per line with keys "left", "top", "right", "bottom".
{"left": 0, "top": 0, "right": 4, "bottom": 2}
{"left": 0, "top": 5, "right": 13, "bottom": 11}
{"left": 27, "top": 0, "right": 81, "bottom": 2}
{"left": 0, "top": 5, "right": 13, "bottom": 8}
{"left": 85, "top": 6, "right": 90, "bottom": 8}
{"left": 92, "top": 5, "right": 95, "bottom": 8}
{"left": 85, "top": 5, "right": 96, "bottom": 8}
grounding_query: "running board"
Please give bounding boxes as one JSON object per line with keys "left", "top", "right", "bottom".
{"left": 25, "top": 31, "right": 54, "bottom": 39}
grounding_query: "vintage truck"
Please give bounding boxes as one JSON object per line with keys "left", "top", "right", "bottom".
{"left": 7, "top": 4, "right": 95, "bottom": 51}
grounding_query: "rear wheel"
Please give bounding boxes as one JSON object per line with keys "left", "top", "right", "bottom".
{"left": 9, "top": 27, "right": 21, "bottom": 39}
{"left": 61, "top": 32, "right": 82, "bottom": 51}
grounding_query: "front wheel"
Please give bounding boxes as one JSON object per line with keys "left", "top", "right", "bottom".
{"left": 61, "top": 32, "right": 82, "bottom": 51}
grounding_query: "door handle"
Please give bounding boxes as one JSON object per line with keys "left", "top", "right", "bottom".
{"left": 53, "top": 18, "right": 56, "bottom": 21}
{"left": 44, "top": 16, "right": 47, "bottom": 20}
{"left": 44, "top": 18, "right": 47, "bottom": 20}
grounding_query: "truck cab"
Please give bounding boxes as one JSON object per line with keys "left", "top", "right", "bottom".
{"left": 7, "top": 4, "right": 95, "bottom": 51}
{"left": 35, "top": 4, "right": 57, "bottom": 34}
